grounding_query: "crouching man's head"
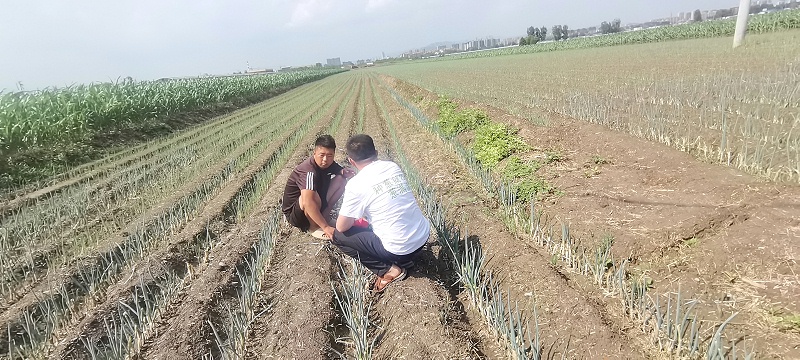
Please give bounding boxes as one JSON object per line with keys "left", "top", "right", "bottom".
{"left": 313, "top": 135, "right": 337, "bottom": 169}
{"left": 346, "top": 134, "right": 378, "bottom": 169}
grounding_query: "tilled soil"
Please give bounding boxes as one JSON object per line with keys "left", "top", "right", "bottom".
{"left": 381, "top": 75, "right": 800, "bottom": 359}
{"left": 244, "top": 230, "right": 337, "bottom": 360}
{"left": 372, "top": 78, "right": 644, "bottom": 359}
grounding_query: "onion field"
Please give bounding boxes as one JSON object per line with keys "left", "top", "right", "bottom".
{"left": 2, "top": 20, "right": 799, "bottom": 360}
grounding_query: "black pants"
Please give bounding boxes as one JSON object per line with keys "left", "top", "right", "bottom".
{"left": 333, "top": 227, "right": 423, "bottom": 277}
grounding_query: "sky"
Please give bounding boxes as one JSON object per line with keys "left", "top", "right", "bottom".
{"left": 0, "top": 0, "right": 742, "bottom": 91}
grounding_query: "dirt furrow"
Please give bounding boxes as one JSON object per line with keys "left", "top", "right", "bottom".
{"left": 241, "top": 75, "right": 366, "bottom": 360}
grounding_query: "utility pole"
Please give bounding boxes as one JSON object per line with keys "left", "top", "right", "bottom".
{"left": 733, "top": 0, "right": 751, "bottom": 48}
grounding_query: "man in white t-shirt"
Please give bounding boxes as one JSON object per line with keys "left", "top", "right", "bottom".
{"left": 333, "top": 134, "right": 431, "bottom": 292}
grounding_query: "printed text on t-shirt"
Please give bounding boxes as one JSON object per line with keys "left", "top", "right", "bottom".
{"left": 372, "top": 175, "right": 411, "bottom": 199}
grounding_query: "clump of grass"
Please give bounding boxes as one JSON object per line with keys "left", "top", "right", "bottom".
{"left": 682, "top": 237, "right": 699, "bottom": 247}
{"left": 544, "top": 150, "right": 564, "bottom": 164}
{"left": 591, "top": 155, "right": 611, "bottom": 165}
{"left": 473, "top": 123, "right": 528, "bottom": 168}
{"left": 768, "top": 309, "right": 800, "bottom": 333}
{"left": 436, "top": 96, "right": 490, "bottom": 137}
{"left": 500, "top": 156, "right": 557, "bottom": 202}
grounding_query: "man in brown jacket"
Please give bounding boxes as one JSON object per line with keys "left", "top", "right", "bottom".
{"left": 282, "top": 135, "right": 354, "bottom": 239}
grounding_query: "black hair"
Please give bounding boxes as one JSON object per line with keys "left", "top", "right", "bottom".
{"left": 314, "top": 135, "right": 336, "bottom": 150}
{"left": 346, "top": 134, "right": 377, "bottom": 162}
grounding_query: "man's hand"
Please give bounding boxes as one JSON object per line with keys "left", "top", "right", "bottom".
{"left": 323, "top": 225, "right": 335, "bottom": 240}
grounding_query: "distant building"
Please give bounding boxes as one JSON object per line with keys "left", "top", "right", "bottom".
{"left": 326, "top": 57, "right": 341, "bottom": 67}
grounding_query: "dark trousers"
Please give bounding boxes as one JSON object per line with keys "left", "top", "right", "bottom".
{"left": 333, "top": 227, "right": 423, "bottom": 277}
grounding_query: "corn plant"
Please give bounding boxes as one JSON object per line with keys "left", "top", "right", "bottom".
{"left": 0, "top": 69, "right": 344, "bottom": 154}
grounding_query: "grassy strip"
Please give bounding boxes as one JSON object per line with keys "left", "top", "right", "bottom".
{"left": 434, "top": 96, "right": 556, "bottom": 202}
{"left": 382, "top": 80, "right": 755, "bottom": 358}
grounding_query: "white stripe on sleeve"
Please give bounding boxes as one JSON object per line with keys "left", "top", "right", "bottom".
{"left": 306, "top": 172, "right": 314, "bottom": 190}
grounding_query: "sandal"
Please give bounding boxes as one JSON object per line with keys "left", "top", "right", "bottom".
{"left": 373, "top": 267, "right": 407, "bottom": 293}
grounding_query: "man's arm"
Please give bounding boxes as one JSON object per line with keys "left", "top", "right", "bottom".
{"left": 300, "top": 189, "right": 334, "bottom": 236}
{"left": 336, "top": 215, "right": 355, "bottom": 233}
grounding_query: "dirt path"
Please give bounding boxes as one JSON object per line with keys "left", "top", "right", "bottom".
{"left": 242, "top": 74, "right": 363, "bottom": 360}
{"left": 374, "top": 76, "right": 646, "bottom": 359}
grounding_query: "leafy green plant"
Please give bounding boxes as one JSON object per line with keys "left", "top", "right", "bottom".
{"left": 544, "top": 150, "right": 564, "bottom": 164}
{"left": 473, "top": 123, "right": 528, "bottom": 168}
{"left": 436, "top": 97, "right": 489, "bottom": 137}
{"left": 591, "top": 155, "right": 611, "bottom": 165}
{"left": 682, "top": 237, "right": 699, "bottom": 247}
{"left": 501, "top": 156, "right": 539, "bottom": 180}
{"left": 516, "top": 177, "right": 560, "bottom": 202}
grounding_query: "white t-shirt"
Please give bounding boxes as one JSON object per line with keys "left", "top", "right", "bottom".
{"left": 338, "top": 160, "right": 431, "bottom": 255}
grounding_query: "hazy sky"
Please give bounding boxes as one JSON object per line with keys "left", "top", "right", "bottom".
{"left": 0, "top": 0, "right": 740, "bottom": 91}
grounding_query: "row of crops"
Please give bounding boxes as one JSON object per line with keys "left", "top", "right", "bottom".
{"left": 0, "top": 69, "right": 343, "bottom": 153}
{"left": 428, "top": 9, "right": 800, "bottom": 61}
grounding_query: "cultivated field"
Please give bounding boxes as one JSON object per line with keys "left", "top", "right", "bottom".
{"left": 382, "top": 30, "right": 800, "bottom": 183}
{"left": 1, "top": 28, "right": 799, "bottom": 360}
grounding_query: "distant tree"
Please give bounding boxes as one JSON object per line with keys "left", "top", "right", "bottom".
{"left": 693, "top": 9, "right": 703, "bottom": 22}
{"left": 552, "top": 25, "right": 561, "bottom": 40}
{"left": 612, "top": 18, "right": 622, "bottom": 32}
{"left": 562, "top": 25, "right": 569, "bottom": 40}
{"left": 600, "top": 19, "right": 622, "bottom": 34}
{"left": 539, "top": 26, "right": 547, "bottom": 42}
{"left": 527, "top": 35, "right": 539, "bottom": 45}
{"left": 519, "top": 36, "right": 528, "bottom": 46}
{"left": 527, "top": 26, "right": 536, "bottom": 37}
{"left": 600, "top": 21, "right": 611, "bottom": 34}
